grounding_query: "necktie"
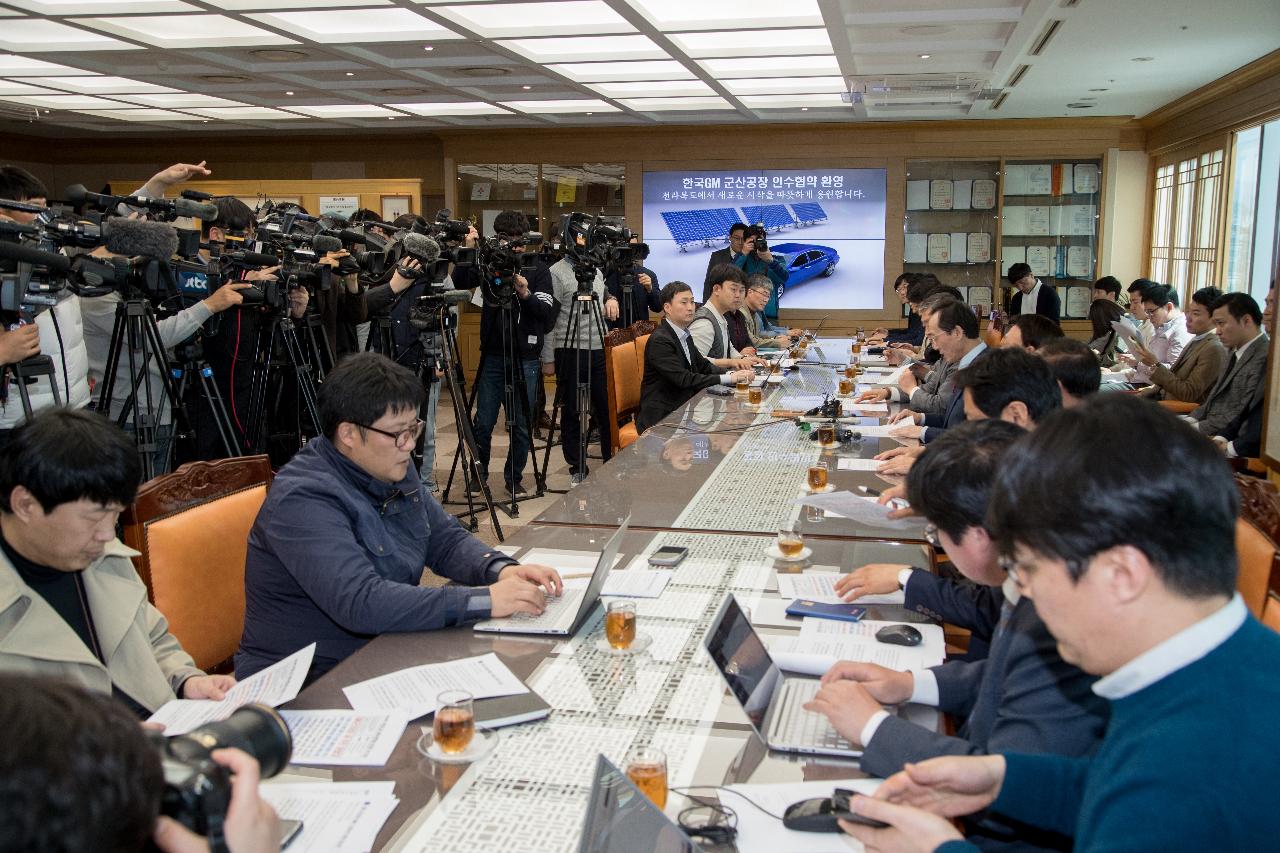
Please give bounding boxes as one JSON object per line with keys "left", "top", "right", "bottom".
{"left": 993, "top": 599, "right": 1015, "bottom": 642}
{"left": 1224, "top": 352, "right": 1237, "bottom": 379}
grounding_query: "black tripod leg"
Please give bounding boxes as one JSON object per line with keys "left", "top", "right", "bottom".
{"left": 195, "top": 362, "right": 242, "bottom": 457}
{"left": 442, "top": 353, "right": 484, "bottom": 504}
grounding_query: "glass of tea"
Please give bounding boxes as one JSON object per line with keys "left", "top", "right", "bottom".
{"left": 605, "top": 600, "right": 637, "bottom": 650}
{"left": 817, "top": 423, "right": 836, "bottom": 446}
{"left": 434, "top": 690, "right": 475, "bottom": 754}
{"left": 844, "top": 364, "right": 859, "bottom": 379}
{"left": 747, "top": 386, "right": 763, "bottom": 405}
{"left": 625, "top": 745, "right": 668, "bottom": 809}
{"left": 851, "top": 341, "right": 863, "bottom": 355}
{"left": 735, "top": 378, "right": 749, "bottom": 394}
{"left": 838, "top": 377, "right": 854, "bottom": 396}
{"left": 776, "top": 523, "right": 805, "bottom": 558}
{"left": 808, "top": 460, "right": 829, "bottom": 491}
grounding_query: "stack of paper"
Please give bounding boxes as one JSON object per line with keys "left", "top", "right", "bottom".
{"left": 343, "top": 652, "right": 530, "bottom": 720}
{"left": 260, "top": 781, "right": 398, "bottom": 853}
{"left": 601, "top": 569, "right": 672, "bottom": 598}
{"left": 776, "top": 571, "right": 905, "bottom": 605}
{"left": 279, "top": 710, "right": 409, "bottom": 766}
{"left": 797, "top": 618, "right": 945, "bottom": 666}
{"left": 147, "top": 643, "right": 316, "bottom": 735}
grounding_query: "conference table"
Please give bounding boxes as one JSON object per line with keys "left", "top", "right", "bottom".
{"left": 284, "top": 339, "right": 940, "bottom": 852}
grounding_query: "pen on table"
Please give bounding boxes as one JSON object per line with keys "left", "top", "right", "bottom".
{"left": 562, "top": 572, "right": 593, "bottom": 580}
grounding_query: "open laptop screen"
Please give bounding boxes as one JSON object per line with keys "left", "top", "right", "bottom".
{"left": 577, "top": 755, "right": 696, "bottom": 853}
{"left": 703, "top": 595, "right": 781, "bottom": 732}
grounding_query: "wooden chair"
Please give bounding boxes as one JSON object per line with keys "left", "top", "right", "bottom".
{"left": 1262, "top": 590, "right": 1280, "bottom": 634}
{"left": 982, "top": 328, "right": 1004, "bottom": 348}
{"left": 120, "top": 456, "right": 274, "bottom": 673}
{"left": 604, "top": 327, "right": 642, "bottom": 451}
{"left": 1158, "top": 399, "right": 1198, "bottom": 414}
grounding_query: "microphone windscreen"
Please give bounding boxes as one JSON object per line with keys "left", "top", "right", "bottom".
{"left": 173, "top": 197, "right": 219, "bottom": 221}
{"left": 338, "top": 228, "right": 366, "bottom": 246}
{"left": 104, "top": 217, "right": 180, "bottom": 259}
{"left": 228, "top": 250, "right": 279, "bottom": 267}
{"left": 441, "top": 289, "right": 473, "bottom": 304}
{"left": 311, "top": 233, "right": 343, "bottom": 254}
{"left": 0, "top": 240, "right": 72, "bottom": 273}
{"left": 401, "top": 231, "right": 441, "bottom": 266}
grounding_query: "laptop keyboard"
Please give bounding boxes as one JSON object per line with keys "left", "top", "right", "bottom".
{"left": 772, "top": 679, "right": 855, "bottom": 752}
{"left": 508, "top": 587, "right": 584, "bottom": 631}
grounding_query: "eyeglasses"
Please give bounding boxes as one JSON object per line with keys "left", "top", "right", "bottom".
{"left": 999, "top": 552, "right": 1086, "bottom": 585}
{"left": 923, "top": 522, "right": 941, "bottom": 548}
{"left": 354, "top": 418, "right": 424, "bottom": 449}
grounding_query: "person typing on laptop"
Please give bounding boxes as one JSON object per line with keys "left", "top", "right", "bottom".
{"left": 237, "top": 353, "right": 562, "bottom": 684}
{"left": 805, "top": 419, "right": 1107, "bottom": 852}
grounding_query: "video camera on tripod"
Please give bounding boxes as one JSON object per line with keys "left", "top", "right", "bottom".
{"left": 475, "top": 231, "right": 541, "bottom": 308}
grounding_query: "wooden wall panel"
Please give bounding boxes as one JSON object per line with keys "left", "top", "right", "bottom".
{"left": 1143, "top": 50, "right": 1280, "bottom": 155}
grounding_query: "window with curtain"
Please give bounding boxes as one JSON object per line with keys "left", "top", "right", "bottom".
{"left": 1149, "top": 148, "right": 1224, "bottom": 296}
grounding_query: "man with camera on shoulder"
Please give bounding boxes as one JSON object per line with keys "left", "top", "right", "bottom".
{"left": 734, "top": 224, "right": 788, "bottom": 321}
{"left": 604, "top": 235, "right": 661, "bottom": 330}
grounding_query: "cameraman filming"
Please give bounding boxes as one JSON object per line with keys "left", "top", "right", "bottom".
{"left": 466, "top": 211, "right": 557, "bottom": 495}
{"left": 0, "top": 673, "right": 279, "bottom": 853}
{"left": 734, "top": 224, "right": 788, "bottom": 321}
{"left": 604, "top": 235, "right": 660, "bottom": 330}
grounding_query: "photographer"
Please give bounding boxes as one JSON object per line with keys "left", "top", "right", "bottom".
{"left": 0, "top": 165, "right": 92, "bottom": 442}
{"left": 0, "top": 673, "right": 279, "bottom": 853}
{"left": 733, "top": 225, "right": 788, "bottom": 321}
{"left": 0, "top": 409, "right": 235, "bottom": 713}
{"left": 541, "top": 230, "right": 620, "bottom": 485}
{"left": 604, "top": 235, "right": 661, "bottom": 330}
{"left": 468, "top": 211, "right": 557, "bottom": 495}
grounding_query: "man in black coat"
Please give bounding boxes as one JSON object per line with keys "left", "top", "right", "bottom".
{"left": 636, "top": 282, "right": 752, "bottom": 433}
{"left": 1007, "top": 261, "right": 1061, "bottom": 324}
{"left": 701, "top": 221, "right": 748, "bottom": 303}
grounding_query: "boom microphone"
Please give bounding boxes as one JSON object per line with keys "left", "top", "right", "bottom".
{"left": 401, "top": 231, "right": 441, "bottom": 266}
{"left": 65, "top": 184, "right": 219, "bottom": 222}
{"left": 103, "top": 216, "right": 181, "bottom": 259}
{"left": 311, "top": 233, "right": 343, "bottom": 254}
{"left": 223, "top": 249, "right": 280, "bottom": 267}
{"left": 0, "top": 240, "right": 72, "bottom": 273}
{"left": 173, "top": 196, "right": 220, "bottom": 221}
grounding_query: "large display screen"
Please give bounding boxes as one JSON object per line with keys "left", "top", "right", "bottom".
{"left": 642, "top": 168, "right": 887, "bottom": 310}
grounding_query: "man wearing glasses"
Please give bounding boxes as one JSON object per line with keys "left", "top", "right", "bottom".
{"left": 236, "top": 353, "right": 562, "bottom": 684}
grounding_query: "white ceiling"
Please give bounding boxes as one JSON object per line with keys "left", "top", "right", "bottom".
{"left": 0, "top": 0, "right": 1275, "bottom": 136}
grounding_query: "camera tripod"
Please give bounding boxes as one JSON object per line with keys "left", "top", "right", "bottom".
{"left": 98, "top": 294, "right": 239, "bottom": 480}
{"left": 2, "top": 352, "right": 62, "bottom": 423}
{"left": 540, "top": 276, "right": 609, "bottom": 493}
{"left": 242, "top": 308, "right": 322, "bottom": 458}
{"left": 449, "top": 294, "right": 547, "bottom": 518}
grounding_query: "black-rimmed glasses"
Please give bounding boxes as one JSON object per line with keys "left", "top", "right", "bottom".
{"left": 354, "top": 418, "right": 424, "bottom": 449}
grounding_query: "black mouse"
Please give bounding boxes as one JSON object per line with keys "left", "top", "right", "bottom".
{"left": 783, "top": 797, "right": 890, "bottom": 832}
{"left": 876, "top": 624, "right": 923, "bottom": 647}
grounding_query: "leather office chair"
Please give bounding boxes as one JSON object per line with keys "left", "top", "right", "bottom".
{"left": 1235, "top": 518, "right": 1275, "bottom": 618}
{"left": 121, "top": 455, "right": 273, "bottom": 673}
{"left": 1262, "top": 591, "right": 1280, "bottom": 634}
{"left": 604, "top": 327, "right": 642, "bottom": 450}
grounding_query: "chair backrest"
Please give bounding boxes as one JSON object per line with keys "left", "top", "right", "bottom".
{"left": 632, "top": 319, "right": 656, "bottom": 338}
{"left": 1234, "top": 517, "right": 1276, "bottom": 618}
{"left": 635, "top": 332, "right": 652, "bottom": 370}
{"left": 983, "top": 328, "right": 1003, "bottom": 348}
{"left": 121, "top": 456, "right": 273, "bottom": 673}
{"left": 1235, "top": 473, "right": 1280, "bottom": 544}
{"left": 604, "top": 327, "right": 641, "bottom": 451}
{"left": 1262, "top": 590, "right": 1280, "bottom": 634}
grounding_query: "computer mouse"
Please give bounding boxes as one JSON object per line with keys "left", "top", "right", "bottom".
{"left": 782, "top": 797, "right": 843, "bottom": 832}
{"left": 876, "top": 624, "right": 923, "bottom": 647}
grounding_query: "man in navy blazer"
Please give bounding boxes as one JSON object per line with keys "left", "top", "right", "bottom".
{"left": 807, "top": 419, "right": 1107, "bottom": 852}
{"left": 1007, "top": 263, "right": 1060, "bottom": 324}
{"left": 701, "top": 222, "right": 747, "bottom": 303}
{"left": 636, "top": 282, "right": 752, "bottom": 433}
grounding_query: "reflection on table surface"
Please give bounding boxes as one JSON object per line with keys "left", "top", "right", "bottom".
{"left": 283, "top": 526, "right": 936, "bottom": 852}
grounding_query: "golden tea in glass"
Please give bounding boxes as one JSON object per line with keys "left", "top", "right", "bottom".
{"left": 434, "top": 690, "right": 475, "bottom": 754}
{"left": 807, "top": 462, "right": 829, "bottom": 490}
{"left": 605, "top": 600, "right": 637, "bottom": 649}
{"left": 625, "top": 746, "right": 668, "bottom": 809}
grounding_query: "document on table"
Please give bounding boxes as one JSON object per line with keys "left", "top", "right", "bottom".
{"left": 280, "top": 710, "right": 409, "bottom": 766}
{"left": 842, "top": 401, "right": 888, "bottom": 414}
{"left": 800, "top": 618, "right": 946, "bottom": 667}
{"left": 835, "top": 457, "right": 882, "bottom": 471}
{"left": 601, "top": 568, "right": 672, "bottom": 598}
{"left": 767, "top": 634, "right": 931, "bottom": 675}
{"left": 796, "top": 491, "right": 919, "bottom": 531}
{"left": 849, "top": 423, "right": 905, "bottom": 437}
{"left": 868, "top": 364, "right": 909, "bottom": 386}
{"left": 722, "top": 778, "right": 880, "bottom": 853}
{"left": 259, "top": 781, "right": 398, "bottom": 853}
{"left": 516, "top": 547, "right": 621, "bottom": 572}
{"left": 776, "top": 571, "right": 905, "bottom": 605}
{"left": 147, "top": 643, "right": 316, "bottom": 736}
{"left": 343, "top": 652, "right": 529, "bottom": 720}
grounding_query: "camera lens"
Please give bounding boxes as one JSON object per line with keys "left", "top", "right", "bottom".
{"left": 182, "top": 704, "right": 293, "bottom": 778}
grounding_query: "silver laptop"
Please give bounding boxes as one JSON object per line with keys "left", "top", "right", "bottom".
{"left": 577, "top": 754, "right": 697, "bottom": 853}
{"left": 474, "top": 518, "right": 630, "bottom": 636}
{"left": 703, "top": 594, "right": 859, "bottom": 757}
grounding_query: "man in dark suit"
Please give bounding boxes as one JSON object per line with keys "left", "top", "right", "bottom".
{"left": 806, "top": 419, "right": 1108, "bottom": 852}
{"left": 1007, "top": 262, "right": 1061, "bottom": 324}
{"left": 701, "top": 222, "right": 747, "bottom": 303}
{"left": 636, "top": 282, "right": 752, "bottom": 433}
{"left": 1189, "top": 292, "right": 1268, "bottom": 438}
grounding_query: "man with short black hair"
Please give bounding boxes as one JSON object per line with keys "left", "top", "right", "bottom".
{"left": 956, "top": 347, "right": 1062, "bottom": 429}
{"left": 1007, "top": 262, "right": 1060, "bottom": 324}
{"left": 690, "top": 264, "right": 758, "bottom": 370}
{"left": 605, "top": 236, "right": 661, "bottom": 329}
{"left": 1186, "top": 292, "right": 1268, "bottom": 439}
{"left": 839, "top": 396, "right": 1280, "bottom": 853}
{"left": 1139, "top": 286, "right": 1226, "bottom": 404}
{"left": 1122, "top": 283, "right": 1192, "bottom": 384}
{"left": 886, "top": 298, "right": 985, "bottom": 444}
{"left": 1038, "top": 338, "right": 1101, "bottom": 407}
{"left": 1001, "top": 314, "right": 1063, "bottom": 351}
{"left": 0, "top": 409, "right": 233, "bottom": 712}
{"left": 1091, "top": 275, "right": 1123, "bottom": 305}
{"left": 872, "top": 273, "right": 924, "bottom": 346}
{"left": 636, "top": 282, "right": 751, "bottom": 432}
{"left": 238, "top": 353, "right": 563, "bottom": 683}
{"left": 702, "top": 222, "right": 748, "bottom": 302}
{"left": 1125, "top": 278, "right": 1157, "bottom": 342}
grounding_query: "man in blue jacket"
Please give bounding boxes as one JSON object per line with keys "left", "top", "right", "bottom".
{"left": 837, "top": 395, "right": 1280, "bottom": 852}
{"left": 236, "top": 353, "right": 562, "bottom": 683}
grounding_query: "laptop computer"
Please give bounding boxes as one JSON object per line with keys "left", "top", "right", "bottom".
{"left": 577, "top": 754, "right": 698, "bottom": 853}
{"left": 703, "top": 594, "right": 859, "bottom": 758}
{"left": 474, "top": 518, "right": 630, "bottom": 636}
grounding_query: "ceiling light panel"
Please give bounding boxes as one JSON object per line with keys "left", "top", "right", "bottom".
{"left": 246, "top": 9, "right": 462, "bottom": 43}
{"left": 0, "top": 19, "right": 133, "bottom": 51}
{"left": 0, "top": 56, "right": 99, "bottom": 76}
{"left": 5, "top": 0, "right": 195, "bottom": 12}
{"left": 740, "top": 93, "right": 845, "bottom": 108}
{"left": 25, "top": 76, "right": 179, "bottom": 94}
{"left": 390, "top": 101, "right": 512, "bottom": 116}
{"left": 74, "top": 108, "right": 199, "bottom": 121}
{"left": 206, "top": 0, "right": 390, "bottom": 8}
{"left": 499, "top": 35, "right": 667, "bottom": 63}
{"left": 670, "top": 28, "right": 833, "bottom": 58}
{"left": 625, "top": 0, "right": 822, "bottom": 31}
{"left": 547, "top": 60, "right": 694, "bottom": 82}
{"left": 587, "top": 79, "right": 713, "bottom": 98}
{"left": 0, "top": 81, "right": 61, "bottom": 96}
{"left": 501, "top": 98, "right": 619, "bottom": 114}
{"left": 187, "top": 105, "right": 305, "bottom": 118}
{"left": 618, "top": 96, "right": 734, "bottom": 111}
{"left": 433, "top": 2, "right": 633, "bottom": 38}
{"left": 288, "top": 103, "right": 402, "bottom": 117}
{"left": 75, "top": 14, "right": 299, "bottom": 48}
{"left": 117, "top": 92, "right": 246, "bottom": 108}
{"left": 723, "top": 76, "right": 846, "bottom": 95}
{"left": 697, "top": 54, "right": 839, "bottom": 77}
{"left": 4, "top": 93, "right": 136, "bottom": 109}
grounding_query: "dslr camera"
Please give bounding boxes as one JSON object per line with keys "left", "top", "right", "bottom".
{"left": 747, "top": 222, "right": 768, "bottom": 253}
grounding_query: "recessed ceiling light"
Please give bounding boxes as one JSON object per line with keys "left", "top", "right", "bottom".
{"left": 522, "top": 85, "right": 532, "bottom": 90}
{"left": 285, "top": 90, "right": 294, "bottom": 95}
{"left": 800, "top": 107, "right": 808, "bottom": 111}
{"left": 423, "top": 45, "right": 434, "bottom": 51}
{"left": 1131, "top": 56, "right": 1154, "bottom": 62}
{"left": 740, "top": 92, "right": 843, "bottom": 108}
{"left": 345, "top": 72, "right": 355, "bottom": 77}
{"left": 1088, "top": 87, "right": 1108, "bottom": 92}
{"left": 919, "top": 54, "right": 931, "bottom": 60}
{"left": 387, "top": 116, "right": 395, "bottom": 120}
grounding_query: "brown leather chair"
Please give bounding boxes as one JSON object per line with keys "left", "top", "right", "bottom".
{"left": 604, "top": 327, "right": 642, "bottom": 451}
{"left": 1158, "top": 400, "right": 1198, "bottom": 414}
{"left": 1235, "top": 517, "right": 1277, "bottom": 619}
{"left": 121, "top": 456, "right": 273, "bottom": 673}
{"left": 1262, "top": 591, "right": 1280, "bottom": 634}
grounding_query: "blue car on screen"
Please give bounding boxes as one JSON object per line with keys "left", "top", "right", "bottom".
{"left": 773, "top": 242, "right": 839, "bottom": 288}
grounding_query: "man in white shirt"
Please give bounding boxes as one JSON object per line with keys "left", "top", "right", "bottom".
{"left": 1122, "top": 283, "right": 1192, "bottom": 383}
{"left": 1007, "top": 262, "right": 1060, "bottom": 324}
{"left": 835, "top": 395, "right": 1280, "bottom": 853}
{"left": 688, "top": 264, "right": 758, "bottom": 371}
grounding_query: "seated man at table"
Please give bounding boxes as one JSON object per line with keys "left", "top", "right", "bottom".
{"left": 807, "top": 419, "right": 1107, "bottom": 852}
{"left": 690, "top": 264, "right": 760, "bottom": 370}
{"left": 860, "top": 291, "right": 964, "bottom": 414}
{"left": 237, "top": 353, "right": 563, "bottom": 684}
{"left": 1037, "top": 337, "right": 1101, "bottom": 408}
{"left": 1000, "top": 314, "right": 1063, "bottom": 352}
{"left": 740, "top": 275, "right": 799, "bottom": 348}
{"left": 1186, "top": 292, "right": 1269, "bottom": 439}
{"left": 637, "top": 282, "right": 752, "bottom": 433}
{"left": 838, "top": 396, "right": 1280, "bottom": 853}
{"left": 0, "top": 409, "right": 233, "bottom": 715}
{"left": 1138, "top": 286, "right": 1225, "bottom": 404}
